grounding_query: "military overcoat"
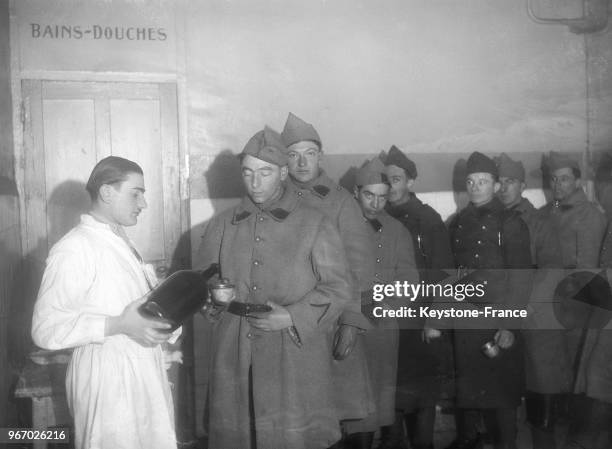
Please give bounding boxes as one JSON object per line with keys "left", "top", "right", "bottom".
{"left": 288, "top": 172, "right": 374, "bottom": 420}
{"left": 197, "top": 189, "right": 351, "bottom": 449}
{"left": 386, "top": 193, "right": 455, "bottom": 408}
{"left": 449, "top": 197, "right": 532, "bottom": 408}
{"left": 345, "top": 211, "right": 418, "bottom": 433}
{"left": 524, "top": 188, "right": 607, "bottom": 395}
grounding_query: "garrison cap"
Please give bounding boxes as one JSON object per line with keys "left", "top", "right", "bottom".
{"left": 385, "top": 145, "right": 417, "bottom": 179}
{"left": 496, "top": 152, "right": 525, "bottom": 182}
{"left": 545, "top": 151, "right": 580, "bottom": 173}
{"left": 355, "top": 158, "right": 389, "bottom": 187}
{"left": 466, "top": 151, "right": 498, "bottom": 178}
{"left": 240, "top": 126, "right": 288, "bottom": 167}
{"left": 280, "top": 112, "right": 322, "bottom": 148}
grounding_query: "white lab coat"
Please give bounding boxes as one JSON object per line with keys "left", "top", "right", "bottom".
{"left": 32, "top": 214, "right": 177, "bottom": 449}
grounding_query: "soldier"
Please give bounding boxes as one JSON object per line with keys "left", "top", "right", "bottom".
{"left": 447, "top": 151, "right": 531, "bottom": 449}
{"left": 280, "top": 113, "right": 374, "bottom": 430}
{"left": 524, "top": 151, "right": 607, "bottom": 449}
{"left": 197, "top": 127, "right": 352, "bottom": 449}
{"left": 495, "top": 153, "right": 536, "bottom": 218}
{"left": 381, "top": 145, "right": 455, "bottom": 449}
{"left": 342, "top": 158, "right": 419, "bottom": 449}
{"left": 495, "top": 152, "right": 538, "bottom": 263}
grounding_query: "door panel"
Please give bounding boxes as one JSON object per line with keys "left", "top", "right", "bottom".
{"left": 42, "top": 99, "right": 96, "bottom": 247}
{"left": 110, "top": 98, "right": 164, "bottom": 261}
{"left": 22, "top": 80, "right": 183, "bottom": 272}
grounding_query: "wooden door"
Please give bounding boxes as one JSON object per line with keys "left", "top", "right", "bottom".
{"left": 21, "top": 80, "right": 184, "bottom": 275}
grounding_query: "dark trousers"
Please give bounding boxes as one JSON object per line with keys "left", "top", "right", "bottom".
{"left": 456, "top": 408, "right": 517, "bottom": 449}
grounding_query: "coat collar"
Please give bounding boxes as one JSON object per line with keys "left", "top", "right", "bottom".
{"left": 510, "top": 197, "right": 535, "bottom": 214}
{"left": 386, "top": 192, "right": 423, "bottom": 217}
{"left": 466, "top": 196, "right": 505, "bottom": 216}
{"left": 290, "top": 170, "right": 333, "bottom": 198}
{"left": 232, "top": 186, "right": 298, "bottom": 224}
{"left": 552, "top": 188, "right": 588, "bottom": 210}
{"left": 365, "top": 217, "right": 383, "bottom": 232}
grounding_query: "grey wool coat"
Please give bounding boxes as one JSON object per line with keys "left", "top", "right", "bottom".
{"left": 197, "top": 187, "right": 352, "bottom": 449}
{"left": 345, "top": 211, "right": 419, "bottom": 434}
{"left": 288, "top": 172, "right": 375, "bottom": 421}
{"left": 524, "top": 188, "right": 607, "bottom": 395}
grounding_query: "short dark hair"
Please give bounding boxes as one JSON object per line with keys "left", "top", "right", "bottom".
{"left": 85, "top": 156, "right": 143, "bottom": 201}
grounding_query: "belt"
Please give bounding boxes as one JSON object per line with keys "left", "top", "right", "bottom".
{"left": 226, "top": 301, "right": 303, "bottom": 348}
{"left": 227, "top": 301, "right": 272, "bottom": 316}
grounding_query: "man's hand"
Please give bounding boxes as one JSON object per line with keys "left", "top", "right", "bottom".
{"left": 247, "top": 301, "right": 293, "bottom": 331}
{"left": 494, "top": 329, "right": 515, "bottom": 349}
{"left": 422, "top": 327, "right": 442, "bottom": 343}
{"left": 105, "top": 295, "right": 172, "bottom": 346}
{"left": 333, "top": 325, "right": 359, "bottom": 360}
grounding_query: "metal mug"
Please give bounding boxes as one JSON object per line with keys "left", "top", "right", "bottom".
{"left": 481, "top": 340, "right": 501, "bottom": 358}
{"left": 209, "top": 278, "right": 236, "bottom": 306}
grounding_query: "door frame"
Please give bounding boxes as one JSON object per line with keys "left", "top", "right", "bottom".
{"left": 12, "top": 70, "right": 191, "bottom": 260}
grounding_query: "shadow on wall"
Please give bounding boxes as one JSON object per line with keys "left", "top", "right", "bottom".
{"left": 186, "top": 149, "right": 245, "bottom": 272}
{"left": 47, "top": 180, "right": 91, "bottom": 247}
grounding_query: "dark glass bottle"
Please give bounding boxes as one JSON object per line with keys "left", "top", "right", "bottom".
{"left": 139, "top": 263, "right": 219, "bottom": 331}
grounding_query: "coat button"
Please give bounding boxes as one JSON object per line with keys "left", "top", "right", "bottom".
{"left": 474, "top": 254, "right": 479, "bottom": 258}
{"left": 247, "top": 332, "right": 253, "bottom": 339}
{"left": 477, "top": 240, "right": 482, "bottom": 245}
{"left": 481, "top": 225, "right": 486, "bottom": 230}
{"left": 259, "top": 216, "right": 265, "bottom": 222}
{"left": 378, "top": 244, "right": 383, "bottom": 248}
{"left": 375, "top": 273, "right": 380, "bottom": 278}
{"left": 255, "top": 236, "right": 262, "bottom": 242}
{"left": 297, "top": 191, "right": 303, "bottom": 196}
{"left": 252, "top": 285, "right": 258, "bottom": 291}
{"left": 253, "top": 260, "right": 261, "bottom": 266}
{"left": 376, "top": 258, "right": 381, "bottom": 263}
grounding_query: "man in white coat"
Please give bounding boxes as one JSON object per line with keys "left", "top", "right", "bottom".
{"left": 32, "top": 156, "right": 178, "bottom": 449}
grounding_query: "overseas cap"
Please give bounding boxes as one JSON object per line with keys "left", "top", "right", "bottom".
{"left": 466, "top": 151, "right": 498, "bottom": 177}
{"left": 496, "top": 152, "right": 525, "bottom": 182}
{"left": 241, "top": 126, "right": 288, "bottom": 167}
{"left": 280, "top": 112, "right": 322, "bottom": 148}
{"left": 355, "top": 158, "right": 389, "bottom": 187}
{"left": 385, "top": 145, "right": 417, "bottom": 179}
{"left": 546, "top": 151, "right": 580, "bottom": 173}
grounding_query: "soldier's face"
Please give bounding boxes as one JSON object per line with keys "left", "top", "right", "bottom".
{"left": 286, "top": 141, "right": 322, "bottom": 183}
{"left": 551, "top": 167, "right": 579, "bottom": 201}
{"left": 355, "top": 183, "right": 389, "bottom": 219}
{"left": 241, "top": 155, "right": 288, "bottom": 204}
{"left": 384, "top": 164, "right": 414, "bottom": 205}
{"left": 466, "top": 172, "right": 500, "bottom": 206}
{"left": 103, "top": 172, "right": 148, "bottom": 227}
{"left": 498, "top": 176, "right": 525, "bottom": 207}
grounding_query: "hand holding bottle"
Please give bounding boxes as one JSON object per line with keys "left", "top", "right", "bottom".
{"left": 106, "top": 294, "right": 173, "bottom": 346}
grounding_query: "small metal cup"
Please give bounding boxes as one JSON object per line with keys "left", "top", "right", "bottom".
{"left": 481, "top": 340, "right": 501, "bottom": 358}
{"left": 210, "top": 278, "right": 235, "bottom": 306}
